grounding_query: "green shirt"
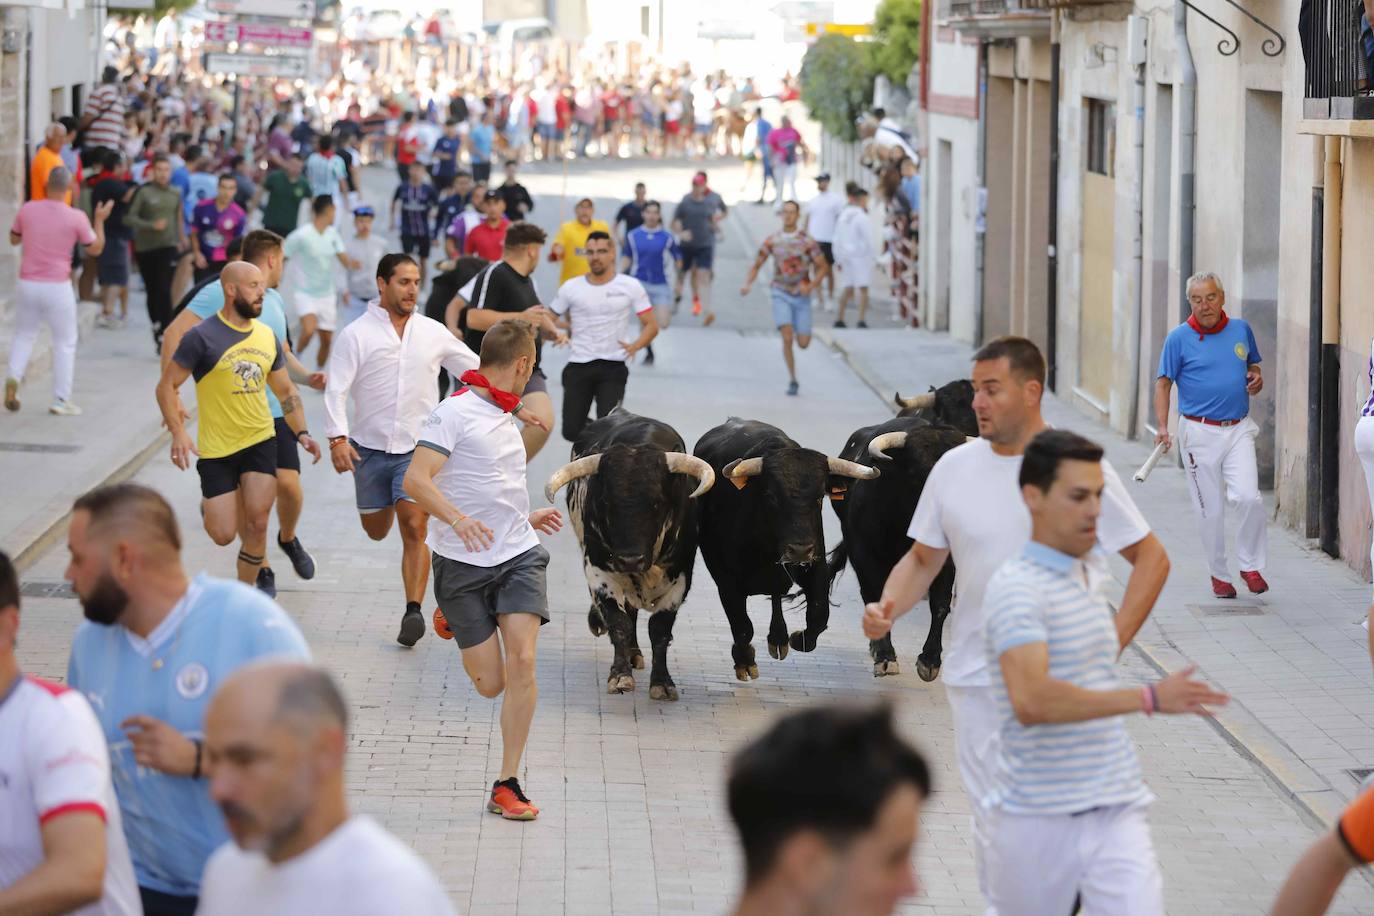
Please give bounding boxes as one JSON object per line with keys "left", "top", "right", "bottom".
{"left": 125, "top": 182, "right": 183, "bottom": 252}
{"left": 261, "top": 170, "right": 310, "bottom": 233}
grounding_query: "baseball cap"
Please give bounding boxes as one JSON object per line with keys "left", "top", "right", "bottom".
{"left": 691, "top": 174, "right": 707, "bottom": 186}
{"left": 816, "top": 172, "right": 831, "bottom": 181}
{"left": 353, "top": 205, "right": 375, "bottom": 217}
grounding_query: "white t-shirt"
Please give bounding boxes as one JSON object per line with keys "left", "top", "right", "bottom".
{"left": 0, "top": 675, "right": 140, "bottom": 916}
{"left": 417, "top": 390, "right": 539, "bottom": 567}
{"left": 548, "top": 274, "right": 652, "bottom": 364}
{"left": 804, "top": 190, "right": 845, "bottom": 243}
{"left": 197, "top": 816, "right": 456, "bottom": 916}
{"left": 907, "top": 437, "right": 1149, "bottom": 687}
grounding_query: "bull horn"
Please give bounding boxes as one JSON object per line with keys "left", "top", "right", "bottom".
{"left": 544, "top": 454, "right": 602, "bottom": 503}
{"left": 868, "top": 431, "right": 908, "bottom": 461}
{"left": 894, "top": 391, "right": 936, "bottom": 410}
{"left": 665, "top": 453, "right": 716, "bottom": 498}
{"left": 723, "top": 457, "right": 764, "bottom": 479}
{"left": 828, "top": 457, "right": 880, "bottom": 480}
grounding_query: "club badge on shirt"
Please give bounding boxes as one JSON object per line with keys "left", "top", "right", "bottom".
{"left": 1234, "top": 342, "right": 1248, "bottom": 360}
{"left": 175, "top": 662, "right": 209, "bottom": 700}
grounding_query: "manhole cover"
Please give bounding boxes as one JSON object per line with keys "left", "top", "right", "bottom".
{"left": 1188, "top": 603, "right": 1265, "bottom": 617}
{"left": 19, "top": 581, "right": 75, "bottom": 599}
{"left": 0, "top": 442, "right": 80, "bottom": 453}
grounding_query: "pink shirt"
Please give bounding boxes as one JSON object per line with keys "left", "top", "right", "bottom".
{"left": 11, "top": 200, "right": 96, "bottom": 282}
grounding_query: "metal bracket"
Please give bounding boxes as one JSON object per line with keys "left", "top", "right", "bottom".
{"left": 1181, "top": 0, "right": 1240, "bottom": 56}
{"left": 1217, "top": 0, "right": 1286, "bottom": 56}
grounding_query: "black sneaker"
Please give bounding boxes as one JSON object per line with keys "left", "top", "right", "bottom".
{"left": 643, "top": 345, "right": 655, "bottom": 366}
{"left": 278, "top": 533, "right": 316, "bottom": 580}
{"left": 255, "top": 567, "right": 277, "bottom": 598}
{"left": 857, "top": 320, "right": 868, "bottom": 328}
{"left": 833, "top": 320, "right": 847, "bottom": 328}
{"left": 786, "top": 380, "right": 799, "bottom": 397}
{"left": 397, "top": 603, "right": 425, "bottom": 647}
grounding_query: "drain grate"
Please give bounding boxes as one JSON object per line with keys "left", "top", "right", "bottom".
{"left": 20, "top": 581, "right": 75, "bottom": 599}
{"left": 1349, "top": 768, "right": 1374, "bottom": 788}
{"left": 0, "top": 442, "right": 80, "bottom": 453}
{"left": 1189, "top": 603, "right": 1266, "bottom": 617}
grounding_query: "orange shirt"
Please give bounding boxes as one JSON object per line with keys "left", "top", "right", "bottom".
{"left": 29, "top": 147, "right": 71, "bottom": 205}
{"left": 1338, "top": 786, "right": 1374, "bottom": 863}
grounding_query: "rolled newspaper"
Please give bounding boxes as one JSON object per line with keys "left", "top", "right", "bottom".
{"left": 1133, "top": 442, "right": 1168, "bottom": 483}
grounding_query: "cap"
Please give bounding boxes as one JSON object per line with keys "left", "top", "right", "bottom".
{"left": 482, "top": 189, "right": 502, "bottom": 202}
{"left": 353, "top": 205, "right": 375, "bottom": 217}
{"left": 816, "top": 172, "right": 831, "bottom": 181}
{"left": 691, "top": 174, "right": 706, "bottom": 186}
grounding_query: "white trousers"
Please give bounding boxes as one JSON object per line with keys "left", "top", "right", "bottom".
{"left": 1178, "top": 416, "right": 1267, "bottom": 580}
{"left": 8, "top": 279, "right": 78, "bottom": 402}
{"left": 947, "top": 684, "right": 1001, "bottom": 915}
{"left": 773, "top": 161, "right": 798, "bottom": 205}
{"left": 1355, "top": 416, "right": 1374, "bottom": 594}
{"left": 985, "top": 796, "right": 1164, "bottom": 916}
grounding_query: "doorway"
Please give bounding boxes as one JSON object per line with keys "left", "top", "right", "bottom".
{"left": 1078, "top": 98, "right": 1116, "bottom": 408}
{"left": 1241, "top": 89, "right": 1281, "bottom": 489}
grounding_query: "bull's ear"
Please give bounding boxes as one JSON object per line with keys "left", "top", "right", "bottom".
{"left": 729, "top": 476, "right": 749, "bottom": 491}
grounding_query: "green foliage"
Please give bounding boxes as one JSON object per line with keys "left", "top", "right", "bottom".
{"left": 800, "top": 33, "right": 874, "bottom": 143}
{"left": 868, "top": 0, "right": 922, "bottom": 86}
{"left": 110, "top": 0, "right": 197, "bottom": 13}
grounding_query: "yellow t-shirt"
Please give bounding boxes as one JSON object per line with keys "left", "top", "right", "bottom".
{"left": 172, "top": 312, "right": 284, "bottom": 459}
{"left": 555, "top": 218, "right": 611, "bottom": 285}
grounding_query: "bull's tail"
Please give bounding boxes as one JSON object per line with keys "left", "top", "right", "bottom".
{"left": 826, "top": 540, "right": 849, "bottom": 596}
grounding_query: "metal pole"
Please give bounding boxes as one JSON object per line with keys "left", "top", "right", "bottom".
{"left": 1047, "top": 10, "right": 1061, "bottom": 391}
{"left": 1306, "top": 136, "right": 1324, "bottom": 539}
{"left": 231, "top": 78, "right": 241, "bottom": 145}
{"left": 1175, "top": 0, "right": 1196, "bottom": 319}
{"left": 973, "top": 41, "right": 987, "bottom": 346}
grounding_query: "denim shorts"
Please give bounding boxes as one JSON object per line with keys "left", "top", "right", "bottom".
{"left": 641, "top": 282, "right": 673, "bottom": 307}
{"left": 771, "top": 288, "right": 813, "bottom": 335}
{"left": 352, "top": 442, "right": 414, "bottom": 511}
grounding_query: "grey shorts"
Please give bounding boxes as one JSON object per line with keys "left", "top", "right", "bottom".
{"left": 432, "top": 545, "right": 550, "bottom": 649}
{"left": 524, "top": 367, "right": 548, "bottom": 395}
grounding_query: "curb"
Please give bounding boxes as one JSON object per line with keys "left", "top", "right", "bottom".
{"left": 816, "top": 326, "right": 1359, "bottom": 841}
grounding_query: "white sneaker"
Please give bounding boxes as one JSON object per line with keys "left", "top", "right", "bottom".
{"left": 96, "top": 313, "right": 117, "bottom": 329}
{"left": 48, "top": 400, "right": 82, "bottom": 416}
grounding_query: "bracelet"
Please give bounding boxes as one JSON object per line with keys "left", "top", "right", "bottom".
{"left": 192, "top": 738, "right": 204, "bottom": 778}
{"left": 449, "top": 515, "right": 466, "bottom": 530}
{"left": 513, "top": 400, "right": 525, "bottom": 415}
{"left": 329, "top": 438, "right": 350, "bottom": 449}
{"left": 1148, "top": 683, "right": 1159, "bottom": 714}
{"left": 295, "top": 429, "right": 311, "bottom": 442}
{"left": 1139, "top": 685, "right": 1154, "bottom": 717}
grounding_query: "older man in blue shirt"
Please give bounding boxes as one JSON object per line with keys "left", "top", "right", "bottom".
{"left": 1154, "top": 271, "right": 1267, "bottom": 598}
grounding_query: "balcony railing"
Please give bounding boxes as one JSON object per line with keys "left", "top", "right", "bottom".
{"left": 942, "top": 0, "right": 1051, "bottom": 37}
{"left": 1302, "top": 0, "right": 1374, "bottom": 118}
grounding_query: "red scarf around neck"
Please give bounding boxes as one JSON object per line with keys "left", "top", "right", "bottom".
{"left": 455, "top": 370, "right": 521, "bottom": 413}
{"left": 1187, "top": 310, "right": 1229, "bottom": 341}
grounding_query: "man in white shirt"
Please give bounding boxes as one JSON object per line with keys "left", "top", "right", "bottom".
{"left": 862, "top": 336, "right": 1170, "bottom": 913}
{"left": 549, "top": 230, "right": 657, "bottom": 442}
{"left": 801, "top": 172, "right": 844, "bottom": 310}
{"left": 340, "top": 206, "right": 388, "bottom": 328}
{"left": 832, "top": 182, "right": 875, "bottom": 329}
{"left": 198, "top": 662, "right": 455, "bottom": 915}
{"left": 0, "top": 550, "right": 140, "bottom": 916}
{"left": 403, "top": 321, "right": 564, "bottom": 821}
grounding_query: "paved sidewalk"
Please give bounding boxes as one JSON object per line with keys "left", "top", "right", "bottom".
{"left": 820, "top": 325, "right": 1374, "bottom": 828}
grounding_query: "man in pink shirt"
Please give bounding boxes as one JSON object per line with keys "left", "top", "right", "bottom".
{"left": 766, "top": 114, "right": 809, "bottom": 211}
{"left": 5, "top": 167, "right": 111, "bottom": 416}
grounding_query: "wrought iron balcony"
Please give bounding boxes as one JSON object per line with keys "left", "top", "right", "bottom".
{"left": 1302, "top": 0, "right": 1374, "bottom": 118}
{"left": 942, "top": 0, "right": 1051, "bottom": 37}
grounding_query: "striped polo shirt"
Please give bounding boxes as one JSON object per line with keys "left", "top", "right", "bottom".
{"left": 1362, "top": 337, "right": 1374, "bottom": 417}
{"left": 983, "top": 541, "right": 1147, "bottom": 815}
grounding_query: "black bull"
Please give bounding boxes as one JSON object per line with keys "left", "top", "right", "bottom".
{"left": 544, "top": 410, "right": 715, "bottom": 701}
{"left": 829, "top": 415, "right": 969, "bottom": 679}
{"left": 694, "top": 418, "right": 878, "bottom": 681}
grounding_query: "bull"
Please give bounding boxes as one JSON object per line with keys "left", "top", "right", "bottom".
{"left": 828, "top": 415, "right": 968, "bottom": 679}
{"left": 693, "top": 418, "right": 878, "bottom": 680}
{"left": 544, "top": 409, "right": 715, "bottom": 701}
{"left": 894, "top": 378, "right": 977, "bottom": 434}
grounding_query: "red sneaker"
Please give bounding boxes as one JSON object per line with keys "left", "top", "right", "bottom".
{"left": 1240, "top": 570, "right": 1269, "bottom": 594}
{"left": 433, "top": 608, "right": 453, "bottom": 640}
{"left": 488, "top": 778, "right": 539, "bottom": 820}
{"left": 1211, "top": 577, "right": 1237, "bottom": 599}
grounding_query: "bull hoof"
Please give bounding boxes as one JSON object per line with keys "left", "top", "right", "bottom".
{"left": 630, "top": 650, "right": 645, "bottom": 670}
{"left": 873, "top": 659, "right": 901, "bottom": 677}
{"left": 768, "top": 639, "right": 789, "bottom": 661}
{"left": 734, "top": 664, "right": 760, "bottom": 681}
{"left": 649, "top": 682, "right": 679, "bottom": 701}
{"left": 587, "top": 609, "right": 607, "bottom": 638}
{"left": 607, "top": 674, "right": 636, "bottom": 694}
{"left": 916, "top": 659, "right": 940, "bottom": 682}
{"left": 788, "top": 630, "right": 818, "bottom": 653}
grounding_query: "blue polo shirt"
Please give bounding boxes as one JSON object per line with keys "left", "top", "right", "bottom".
{"left": 1157, "top": 317, "right": 1260, "bottom": 422}
{"left": 66, "top": 574, "right": 310, "bottom": 896}
{"left": 622, "top": 226, "right": 681, "bottom": 286}
{"left": 185, "top": 285, "right": 289, "bottom": 418}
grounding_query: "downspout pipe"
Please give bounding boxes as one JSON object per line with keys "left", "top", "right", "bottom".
{"left": 1306, "top": 137, "right": 1323, "bottom": 539}
{"left": 1047, "top": 10, "right": 1061, "bottom": 390}
{"left": 1319, "top": 136, "right": 1343, "bottom": 557}
{"left": 1175, "top": 0, "right": 1196, "bottom": 319}
{"left": 1127, "top": 19, "right": 1147, "bottom": 437}
{"left": 974, "top": 41, "right": 988, "bottom": 345}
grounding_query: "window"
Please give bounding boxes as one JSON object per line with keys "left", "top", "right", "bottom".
{"left": 1085, "top": 99, "right": 1115, "bottom": 177}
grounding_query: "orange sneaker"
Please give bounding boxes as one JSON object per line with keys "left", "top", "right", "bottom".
{"left": 488, "top": 778, "right": 539, "bottom": 820}
{"left": 433, "top": 608, "right": 454, "bottom": 640}
{"left": 691, "top": 296, "right": 702, "bottom": 316}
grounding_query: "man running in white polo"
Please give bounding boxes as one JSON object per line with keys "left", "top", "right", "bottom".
{"left": 863, "top": 336, "right": 1169, "bottom": 913}
{"left": 404, "top": 320, "right": 563, "bottom": 821}
{"left": 982, "top": 429, "right": 1227, "bottom": 915}
{"left": 284, "top": 195, "right": 358, "bottom": 369}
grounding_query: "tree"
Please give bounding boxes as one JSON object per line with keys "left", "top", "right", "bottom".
{"left": 800, "top": 33, "right": 874, "bottom": 142}
{"left": 110, "top": 0, "right": 196, "bottom": 13}
{"left": 868, "top": 0, "right": 922, "bottom": 87}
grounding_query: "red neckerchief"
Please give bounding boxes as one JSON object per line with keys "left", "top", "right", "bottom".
{"left": 1187, "top": 310, "right": 1229, "bottom": 341}
{"left": 454, "top": 370, "right": 521, "bottom": 413}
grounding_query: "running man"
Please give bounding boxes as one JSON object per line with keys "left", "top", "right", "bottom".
{"left": 550, "top": 197, "right": 611, "bottom": 286}
{"left": 613, "top": 181, "right": 647, "bottom": 249}
{"left": 801, "top": 171, "right": 843, "bottom": 310}
{"left": 404, "top": 320, "right": 563, "bottom": 821}
{"left": 672, "top": 172, "right": 726, "bottom": 325}
{"left": 160, "top": 230, "right": 324, "bottom": 597}
{"left": 550, "top": 230, "right": 657, "bottom": 441}
{"left": 621, "top": 200, "right": 682, "bottom": 366}
{"left": 739, "top": 200, "right": 828, "bottom": 397}
{"left": 253, "top": 152, "right": 311, "bottom": 238}
{"left": 1270, "top": 784, "right": 1374, "bottom": 914}
{"left": 189, "top": 173, "right": 247, "bottom": 283}
{"left": 832, "top": 182, "right": 875, "bottom": 328}
{"left": 155, "top": 261, "right": 322, "bottom": 588}
{"left": 284, "top": 196, "right": 360, "bottom": 368}
{"left": 463, "top": 190, "right": 509, "bottom": 261}
{"left": 861, "top": 336, "right": 1170, "bottom": 913}
{"left": 392, "top": 161, "right": 438, "bottom": 285}
{"left": 982, "top": 429, "right": 1226, "bottom": 916}
{"left": 304, "top": 135, "right": 348, "bottom": 218}
{"left": 341, "top": 205, "right": 388, "bottom": 328}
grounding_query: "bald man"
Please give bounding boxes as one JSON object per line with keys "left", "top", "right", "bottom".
{"left": 64, "top": 483, "right": 310, "bottom": 916}
{"left": 30, "top": 123, "right": 71, "bottom": 204}
{"left": 198, "top": 663, "right": 455, "bottom": 915}
{"left": 156, "top": 261, "right": 321, "bottom": 589}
